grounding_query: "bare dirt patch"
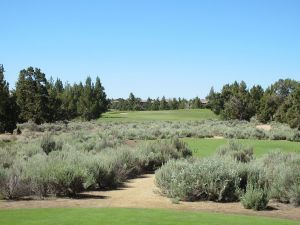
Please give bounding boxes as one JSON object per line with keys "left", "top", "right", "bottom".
{"left": 1, "top": 174, "right": 299, "bottom": 221}
{"left": 256, "top": 124, "right": 272, "bottom": 131}
{"left": 0, "top": 134, "right": 17, "bottom": 142}
{"left": 212, "top": 136, "right": 225, "bottom": 139}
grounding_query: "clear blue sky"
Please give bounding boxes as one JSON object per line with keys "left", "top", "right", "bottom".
{"left": 1, "top": 0, "right": 300, "bottom": 99}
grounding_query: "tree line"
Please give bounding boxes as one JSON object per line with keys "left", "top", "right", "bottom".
{"left": 1, "top": 64, "right": 299, "bottom": 133}
{"left": 207, "top": 79, "right": 300, "bottom": 129}
{"left": 0, "top": 65, "right": 108, "bottom": 133}
{"left": 110, "top": 93, "right": 205, "bottom": 111}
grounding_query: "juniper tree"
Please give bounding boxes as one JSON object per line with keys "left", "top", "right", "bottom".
{"left": 0, "top": 65, "right": 18, "bottom": 133}
{"left": 15, "top": 67, "right": 49, "bottom": 124}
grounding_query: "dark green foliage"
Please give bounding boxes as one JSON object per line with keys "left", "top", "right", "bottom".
{"left": 207, "top": 79, "right": 300, "bottom": 129}
{"left": 250, "top": 85, "right": 264, "bottom": 112}
{"left": 77, "top": 76, "right": 108, "bottom": 120}
{"left": 191, "top": 97, "right": 202, "bottom": 109}
{"left": 16, "top": 67, "right": 49, "bottom": 124}
{"left": 258, "top": 91, "right": 280, "bottom": 122}
{"left": 110, "top": 96, "right": 205, "bottom": 111}
{"left": 47, "top": 78, "right": 65, "bottom": 122}
{"left": 159, "top": 96, "right": 169, "bottom": 110}
{"left": 0, "top": 65, "right": 18, "bottom": 133}
{"left": 258, "top": 79, "right": 300, "bottom": 125}
{"left": 14, "top": 67, "right": 108, "bottom": 123}
{"left": 207, "top": 88, "right": 223, "bottom": 115}
{"left": 40, "top": 133, "right": 62, "bottom": 155}
{"left": 207, "top": 83, "right": 257, "bottom": 120}
{"left": 221, "top": 81, "right": 255, "bottom": 120}
{"left": 283, "top": 87, "right": 300, "bottom": 130}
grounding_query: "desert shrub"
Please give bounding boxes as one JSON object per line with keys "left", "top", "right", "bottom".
{"left": 155, "top": 157, "right": 244, "bottom": 202}
{"left": 17, "top": 121, "right": 44, "bottom": 132}
{"left": 0, "top": 167, "right": 6, "bottom": 199}
{"left": 47, "top": 151, "right": 94, "bottom": 197}
{"left": 288, "top": 183, "right": 300, "bottom": 206}
{"left": 259, "top": 151, "right": 300, "bottom": 204}
{"left": 40, "top": 133, "right": 63, "bottom": 155}
{"left": 23, "top": 154, "right": 52, "bottom": 197}
{"left": 41, "top": 133, "right": 56, "bottom": 154}
{"left": 0, "top": 146, "right": 17, "bottom": 169}
{"left": 217, "top": 141, "right": 253, "bottom": 163}
{"left": 0, "top": 161, "right": 30, "bottom": 199}
{"left": 138, "top": 138, "right": 192, "bottom": 171}
{"left": 241, "top": 183, "right": 269, "bottom": 211}
{"left": 89, "top": 147, "right": 140, "bottom": 189}
{"left": 290, "top": 132, "right": 300, "bottom": 142}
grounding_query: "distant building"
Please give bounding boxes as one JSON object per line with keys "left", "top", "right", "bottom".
{"left": 200, "top": 99, "right": 209, "bottom": 105}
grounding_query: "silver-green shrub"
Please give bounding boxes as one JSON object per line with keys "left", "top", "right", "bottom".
{"left": 217, "top": 141, "right": 253, "bottom": 163}
{"left": 138, "top": 138, "right": 192, "bottom": 171}
{"left": 241, "top": 183, "right": 269, "bottom": 211}
{"left": 257, "top": 151, "right": 300, "bottom": 205}
{"left": 155, "top": 156, "right": 245, "bottom": 202}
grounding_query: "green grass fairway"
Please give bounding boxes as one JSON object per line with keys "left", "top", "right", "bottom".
{"left": 0, "top": 208, "right": 298, "bottom": 225}
{"left": 102, "top": 109, "right": 219, "bottom": 121}
{"left": 183, "top": 138, "right": 300, "bottom": 157}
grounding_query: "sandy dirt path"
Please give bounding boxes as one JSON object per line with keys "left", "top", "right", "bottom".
{"left": 1, "top": 174, "right": 299, "bottom": 221}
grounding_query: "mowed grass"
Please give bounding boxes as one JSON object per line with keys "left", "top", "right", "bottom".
{"left": 0, "top": 208, "right": 298, "bottom": 225}
{"left": 102, "top": 109, "right": 219, "bottom": 121}
{"left": 183, "top": 138, "right": 300, "bottom": 157}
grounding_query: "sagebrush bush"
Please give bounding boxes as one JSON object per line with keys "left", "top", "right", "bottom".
{"left": 138, "top": 138, "right": 192, "bottom": 171}
{"left": 47, "top": 151, "right": 94, "bottom": 197}
{"left": 23, "top": 154, "right": 52, "bottom": 197}
{"left": 259, "top": 151, "right": 300, "bottom": 204}
{"left": 18, "top": 119, "right": 300, "bottom": 143}
{"left": 241, "top": 183, "right": 269, "bottom": 211}
{"left": 90, "top": 147, "right": 140, "bottom": 189}
{"left": 155, "top": 157, "right": 245, "bottom": 202}
{"left": 0, "top": 161, "right": 30, "bottom": 199}
{"left": 217, "top": 141, "right": 253, "bottom": 163}
{"left": 41, "top": 133, "right": 56, "bottom": 155}
{"left": 3, "top": 118, "right": 300, "bottom": 205}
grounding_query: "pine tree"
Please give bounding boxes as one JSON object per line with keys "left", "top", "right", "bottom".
{"left": 47, "top": 78, "right": 65, "bottom": 122}
{"left": 0, "top": 65, "right": 18, "bottom": 133}
{"left": 286, "top": 87, "right": 300, "bottom": 130}
{"left": 223, "top": 81, "right": 255, "bottom": 121}
{"left": 151, "top": 98, "right": 160, "bottom": 111}
{"left": 159, "top": 96, "right": 169, "bottom": 110}
{"left": 191, "top": 97, "right": 201, "bottom": 109}
{"left": 92, "top": 76, "right": 108, "bottom": 117}
{"left": 78, "top": 77, "right": 94, "bottom": 120}
{"left": 145, "top": 98, "right": 153, "bottom": 110}
{"left": 15, "top": 67, "right": 49, "bottom": 124}
{"left": 128, "top": 93, "right": 136, "bottom": 110}
{"left": 76, "top": 76, "right": 108, "bottom": 120}
{"left": 169, "top": 98, "right": 179, "bottom": 110}
{"left": 250, "top": 85, "right": 264, "bottom": 113}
